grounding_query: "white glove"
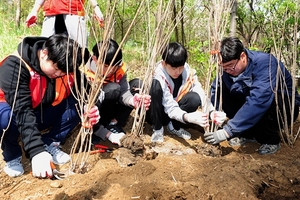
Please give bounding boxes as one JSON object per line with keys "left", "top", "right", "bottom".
{"left": 98, "top": 89, "right": 105, "bottom": 103}
{"left": 31, "top": 151, "right": 53, "bottom": 178}
{"left": 131, "top": 93, "right": 151, "bottom": 110}
{"left": 83, "top": 105, "right": 100, "bottom": 127}
{"left": 210, "top": 111, "right": 227, "bottom": 127}
{"left": 108, "top": 132, "right": 125, "bottom": 146}
{"left": 184, "top": 111, "right": 209, "bottom": 127}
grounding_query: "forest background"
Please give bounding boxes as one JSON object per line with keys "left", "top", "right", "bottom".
{"left": 0, "top": 0, "right": 299, "bottom": 88}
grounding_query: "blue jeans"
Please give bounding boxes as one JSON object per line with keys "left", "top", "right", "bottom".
{"left": 0, "top": 95, "right": 80, "bottom": 162}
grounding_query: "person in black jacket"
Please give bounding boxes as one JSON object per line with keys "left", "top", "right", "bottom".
{"left": 0, "top": 34, "right": 99, "bottom": 178}
{"left": 85, "top": 39, "right": 151, "bottom": 146}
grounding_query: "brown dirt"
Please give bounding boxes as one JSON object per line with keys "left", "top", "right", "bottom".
{"left": 1, "top": 115, "right": 300, "bottom": 200}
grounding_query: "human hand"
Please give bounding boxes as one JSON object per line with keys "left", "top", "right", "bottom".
{"left": 84, "top": 105, "right": 100, "bottom": 127}
{"left": 25, "top": 14, "right": 37, "bottom": 28}
{"left": 94, "top": 6, "right": 104, "bottom": 28}
{"left": 31, "top": 151, "right": 53, "bottom": 178}
{"left": 108, "top": 132, "right": 125, "bottom": 146}
{"left": 210, "top": 111, "right": 227, "bottom": 127}
{"left": 132, "top": 94, "right": 151, "bottom": 110}
{"left": 204, "top": 129, "right": 229, "bottom": 145}
{"left": 184, "top": 111, "right": 209, "bottom": 127}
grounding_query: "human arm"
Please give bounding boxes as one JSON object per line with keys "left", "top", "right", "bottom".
{"left": 93, "top": 122, "right": 125, "bottom": 146}
{"left": 89, "top": 0, "right": 104, "bottom": 28}
{"left": 183, "top": 111, "right": 209, "bottom": 127}
{"left": 119, "top": 74, "right": 134, "bottom": 106}
{"left": 25, "top": 0, "right": 45, "bottom": 28}
{"left": 0, "top": 56, "right": 46, "bottom": 159}
{"left": 221, "top": 52, "right": 277, "bottom": 137}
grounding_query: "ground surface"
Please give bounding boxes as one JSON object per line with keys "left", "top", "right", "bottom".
{"left": 1, "top": 115, "right": 300, "bottom": 200}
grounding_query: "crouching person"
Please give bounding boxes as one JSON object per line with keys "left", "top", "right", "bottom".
{"left": 0, "top": 34, "right": 99, "bottom": 178}
{"left": 204, "top": 37, "right": 300, "bottom": 155}
{"left": 146, "top": 42, "right": 226, "bottom": 143}
{"left": 85, "top": 39, "right": 150, "bottom": 146}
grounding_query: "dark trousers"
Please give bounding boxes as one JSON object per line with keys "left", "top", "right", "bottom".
{"left": 96, "top": 78, "right": 141, "bottom": 128}
{"left": 219, "top": 82, "right": 299, "bottom": 144}
{"left": 146, "top": 79, "right": 202, "bottom": 130}
{"left": 0, "top": 95, "right": 80, "bottom": 162}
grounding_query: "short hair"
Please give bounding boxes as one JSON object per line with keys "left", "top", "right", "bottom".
{"left": 220, "top": 37, "right": 245, "bottom": 63}
{"left": 162, "top": 42, "right": 187, "bottom": 67}
{"left": 42, "top": 34, "right": 82, "bottom": 73}
{"left": 92, "top": 39, "right": 122, "bottom": 66}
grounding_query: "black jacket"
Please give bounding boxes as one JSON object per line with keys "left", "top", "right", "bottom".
{"left": 0, "top": 36, "right": 87, "bottom": 160}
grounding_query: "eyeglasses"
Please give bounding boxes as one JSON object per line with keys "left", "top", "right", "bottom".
{"left": 221, "top": 59, "right": 239, "bottom": 73}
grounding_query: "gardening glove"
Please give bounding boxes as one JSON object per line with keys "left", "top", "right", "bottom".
{"left": 131, "top": 93, "right": 151, "bottom": 110}
{"left": 210, "top": 111, "right": 227, "bottom": 127}
{"left": 84, "top": 105, "right": 100, "bottom": 127}
{"left": 204, "top": 129, "right": 229, "bottom": 145}
{"left": 98, "top": 89, "right": 105, "bottom": 103}
{"left": 184, "top": 111, "right": 209, "bottom": 127}
{"left": 108, "top": 132, "right": 125, "bottom": 146}
{"left": 94, "top": 5, "right": 104, "bottom": 28}
{"left": 25, "top": 14, "right": 37, "bottom": 28}
{"left": 31, "top": 151, "right": 53, "bottom": 178}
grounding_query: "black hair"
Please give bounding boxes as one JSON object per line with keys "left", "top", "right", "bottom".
{"left": 220, "top": 37, "right": 245, "bottom": 63}
{"left": 92, "top": 39, "right": 122, "bottom": 66}
{"left": 42, "top": 34, "right": 82, "bottom": 72}
{"left": 161, "top": 42, "right": 187, "bottom": 67}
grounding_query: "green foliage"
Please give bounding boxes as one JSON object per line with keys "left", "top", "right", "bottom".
{"left": 186, "top": 40, "right": 212, "bottom": 86}
{"left": 0, "top": 1, "right": 41, "bottom": 60}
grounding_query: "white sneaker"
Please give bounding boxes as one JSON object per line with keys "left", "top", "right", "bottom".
{"left": 151, "top": 127, "right": 164, "bottom": 143}
{"left": 4, "top": 156, "right": 24, "bottom": 177}
{"left": 45, "top": 142, "right": 70, "bottom": 165}
{"left": 108, "top": 132, "right": 125, "bottom": 145}
{"left": 167, "top": 122, "right": 191, "bottom": 140}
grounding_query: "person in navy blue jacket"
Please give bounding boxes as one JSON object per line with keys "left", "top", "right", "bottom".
{"left": 204, "top": 37, "right": 300, "bottom": 155}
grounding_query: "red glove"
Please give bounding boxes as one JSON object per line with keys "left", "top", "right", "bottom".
{"left": 83, "top": 105, "right": 100, "bottom": 127}
{"left": 132, "top": 94, "right": 151, "bottom": 110}
{"left": 26, "top": 16, "right": 37, "bottom": 28}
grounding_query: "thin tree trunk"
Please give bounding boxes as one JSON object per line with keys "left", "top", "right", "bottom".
{"left": 180, "top": 0, "right": 185, "bottom": 45}
{"left": 229, "top": 0, "right": 237, "bottom": 36}
{"left": 15, "top": 0, "right": 21, "bottom": 27}
{"left": 172, "top": 0, "right": 178, "bottom": 41}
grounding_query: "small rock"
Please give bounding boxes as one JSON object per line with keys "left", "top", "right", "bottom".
{"left": 50, "top": 181, "right": 63, "bottom": 188}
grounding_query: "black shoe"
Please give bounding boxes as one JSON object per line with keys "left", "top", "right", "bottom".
{"left": 106, "top": 124, "right": 124, "bottom": 134}
{"left": 92, "top": 134, "right": 102, "bottom": 145}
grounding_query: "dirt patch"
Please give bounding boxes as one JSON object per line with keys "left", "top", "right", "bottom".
{"left": 1, "top": 116, "right": 300, "bottom": 200}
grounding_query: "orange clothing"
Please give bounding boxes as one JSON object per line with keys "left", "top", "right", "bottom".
{"left": 0, "top": 52, "right": 74, "bottom": 108}
{"left": 43, "top": 0, "right": 85, "bottom": 16}
{"left": 82, "top": 62, "right": 127, "bottom": 85}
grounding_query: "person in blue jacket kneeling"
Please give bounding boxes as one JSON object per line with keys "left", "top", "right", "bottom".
{"left": 204, "top": 36, "right": 300, "bottom": 155}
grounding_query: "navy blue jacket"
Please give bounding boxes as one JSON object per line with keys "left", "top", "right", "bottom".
{"left": 211, "top": 49, "right": 300, "bottom": 137}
